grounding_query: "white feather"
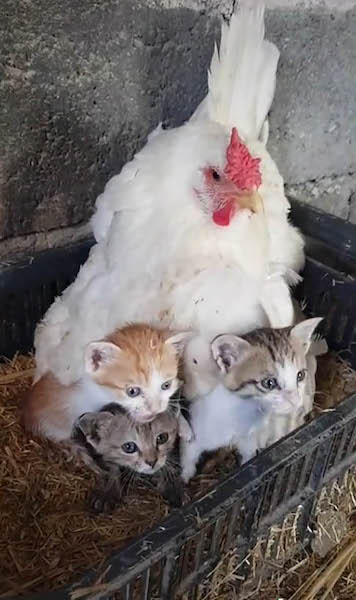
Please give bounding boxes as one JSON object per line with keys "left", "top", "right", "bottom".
{"left": 193, "top": 0, "right": 279, "bottom": 141}
{"left": 183, "top": 335, "right": 219, "bottom": 400}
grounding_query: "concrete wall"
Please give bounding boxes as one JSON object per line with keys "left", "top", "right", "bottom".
{"left": 0, "top": 0, "right": 355, "bottom": 260}
{"left": 267, "top": 0, "right": 356, "bottom": 221}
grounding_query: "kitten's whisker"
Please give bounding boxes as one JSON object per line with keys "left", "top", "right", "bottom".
{"left": 166, "top": 457, "right": 181, "bottom": 468}
{"left": 120, "top": 469, "right": 132, "bottom": 490}
{"left": 166, "top": 461, "right": 177, "bottom": 475}
{"left": 164, "top": 459, "right": 180, "bottom": 482}
{"left": 126, "top": 470, "right": 137, "bottom": 497}
{"left": 170, "top": 395, "right": 184, "bottom": 403}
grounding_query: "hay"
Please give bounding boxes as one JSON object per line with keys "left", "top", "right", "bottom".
{"left": 1, "top": 352, "right": 356, "bottom": 597}
{"left": 314, "top": 353, "right": 356, "bottom": 411}
{"left": 0, "top": 356, "right": 168, "bottom": 597}
{"left": 196, "top": 468, "right": 356, "bottom": 600}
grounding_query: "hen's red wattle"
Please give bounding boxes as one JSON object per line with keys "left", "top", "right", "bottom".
{"left": 212, "top": 201, "right": 235, "bottom": 226}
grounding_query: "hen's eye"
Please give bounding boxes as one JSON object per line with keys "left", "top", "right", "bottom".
{"left": 126, "top": 386, "right": 141, "bottom": 397}
{"left": 297, "top": 369, "right": 306, "bottom": 383}
{"left": 211, "top": 169, "right": 221, "bottom": 181}
{"left": 121, "top": 442, "right": 138, "bottom": 454}
{"left": 261, "top": 377, "right": 278, "bottom": 391}
{"left": 157, "top": 432, "right": 169, "bottom": 445}
{"left": 161, "top": 380, "right": 172, "bottom": 391}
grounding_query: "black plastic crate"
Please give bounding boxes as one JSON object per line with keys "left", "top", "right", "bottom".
{"left": 1, "top": 200, "right": 356, "bottom": 600}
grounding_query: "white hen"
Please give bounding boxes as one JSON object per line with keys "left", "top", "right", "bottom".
{"left": 34, "top": 0, "right": 305, "bottom": 385}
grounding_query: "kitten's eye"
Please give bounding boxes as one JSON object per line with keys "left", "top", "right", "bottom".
{"left": 161, "top": 381, "right": 172, "bottom": 391}
{"left": 261, "top": 377, "right": 278, "bottom": 391}
{"left": 156, "top": 432, "right": 169, "bottom": 445}
{"left": 297, "top": 369, "right": 306, "bottom": 383}
{"left": 121, "top": 442, "right": 138, "bottom": 454}
{"left": 211, "top": 169, "right": 221, "bottom": 181}
{"left": 126, "top": 386, "right": 141, "bottom": 398}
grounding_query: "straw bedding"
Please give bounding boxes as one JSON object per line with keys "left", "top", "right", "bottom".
{"left": 195, "top": 468, "right": 356, "bottom": 600}
{"left": 0, "top": 352, "right": 355, "bottom": 598}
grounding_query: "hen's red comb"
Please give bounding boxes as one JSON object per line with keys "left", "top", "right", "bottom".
{"left": 224, "top": 128, "right": 262, "bottom": 191}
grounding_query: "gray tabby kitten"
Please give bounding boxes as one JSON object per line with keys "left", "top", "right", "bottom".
{"left": 73, "top": 403, "right": 191, "bottom": 511}
{"left": 181, "top": 318, "right": 323, "bottom": 483}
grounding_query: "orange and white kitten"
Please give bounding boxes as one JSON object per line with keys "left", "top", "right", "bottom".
{"left": 23, "top": 324, "right": 191, "bottom": 442}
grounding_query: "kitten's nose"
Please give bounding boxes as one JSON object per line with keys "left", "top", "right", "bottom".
{"left": 146, "top": 458, "right": 157, "bottom": 468}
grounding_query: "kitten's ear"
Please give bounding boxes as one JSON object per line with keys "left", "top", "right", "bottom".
{"left": 84, "top": 341, "right": 122, "bottom": 375}
{"left": 211, "top": 334, "right": 251, "bottom": 374}
{"left": 165, "top": 331, "right": 193, "bottom": 354}
{"left": 75, "top": 412, "right": 113, "bottom": 447}
{"left": 290, "top": 317, "right": 323, "bottom": 355}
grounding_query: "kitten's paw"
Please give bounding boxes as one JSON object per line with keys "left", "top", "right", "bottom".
{"left": 163, "top": 487, "right": 184, "bottom": 509}
{"left": 182, "top": 467, "right": 195, "bottom": 484}
{"left": 88, "top": 489, "right": 122, "bottom": 514}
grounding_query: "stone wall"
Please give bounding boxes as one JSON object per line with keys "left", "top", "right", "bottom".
{"left": 0, "top": 0, "right": 355, "bottom": 260}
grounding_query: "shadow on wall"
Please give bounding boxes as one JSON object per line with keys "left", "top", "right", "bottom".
{"left": 0, "top": 0, "right": 221, "bottom": 245}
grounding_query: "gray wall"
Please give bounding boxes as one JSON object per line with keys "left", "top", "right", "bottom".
{"left": 0, "top": 0, "right": 355, "bottom": 260}
{"left": 267, "top": 0, "right": 356, "bottom": 221}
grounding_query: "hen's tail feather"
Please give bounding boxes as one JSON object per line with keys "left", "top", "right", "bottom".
{"left": 196, "top": 0, "right": 279, "bottom": 142}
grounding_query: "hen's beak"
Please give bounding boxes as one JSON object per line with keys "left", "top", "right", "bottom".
{"left": 232, "top": 190, "right": 264, "bottom": 215}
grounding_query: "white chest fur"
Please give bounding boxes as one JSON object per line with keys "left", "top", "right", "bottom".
{"left": 180, "top": 383, "right": 307, "bottom": 483}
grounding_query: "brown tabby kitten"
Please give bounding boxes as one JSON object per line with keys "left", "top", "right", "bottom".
{"left": 72, "top": 403, "right": 188, "bottom": 511}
